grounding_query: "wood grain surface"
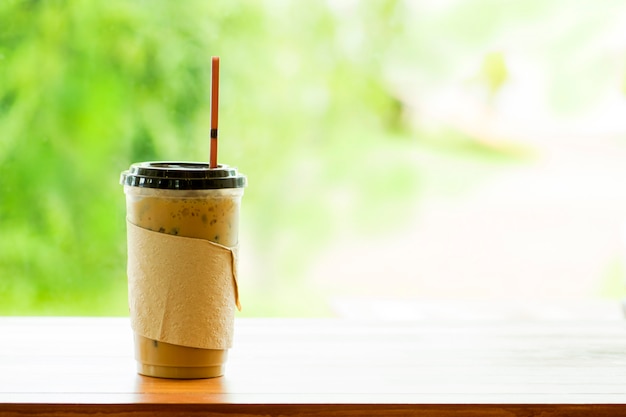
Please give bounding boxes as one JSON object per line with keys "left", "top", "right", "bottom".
{"left": 2, "top": 316, "right": 626, "bottom": 416}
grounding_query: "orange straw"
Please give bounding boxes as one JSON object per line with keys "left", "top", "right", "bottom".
{"left": 210, "top": 56, "right": 220, "bottom": 168}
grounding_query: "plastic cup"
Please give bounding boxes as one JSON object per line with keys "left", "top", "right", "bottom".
{"left": 120, "top": 161, "right": 246, "bottom": 379}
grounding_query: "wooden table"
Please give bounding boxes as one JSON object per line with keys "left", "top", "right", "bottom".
{"left": 2, "top": 316, "right": 626, "bottom": 416}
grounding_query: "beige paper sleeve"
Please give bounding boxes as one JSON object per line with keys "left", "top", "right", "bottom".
{"left": 126, "top": 221, "right": 240, "bottom": 350}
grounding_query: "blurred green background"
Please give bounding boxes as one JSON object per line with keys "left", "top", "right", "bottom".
{"left": 1, "top": 0, "right": 625, "bottom": 316}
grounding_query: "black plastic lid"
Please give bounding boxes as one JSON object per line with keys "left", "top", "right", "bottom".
{"left": 120, "top": 161, "right": 247, "bottom": 190}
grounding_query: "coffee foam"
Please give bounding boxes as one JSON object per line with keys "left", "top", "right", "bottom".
{"left": 126, "top": 221, "right": 240, "bottom": 349}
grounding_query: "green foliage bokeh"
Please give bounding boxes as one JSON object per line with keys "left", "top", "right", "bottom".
{"left": 0, "top": 0, "right": 417, "bottom": 315}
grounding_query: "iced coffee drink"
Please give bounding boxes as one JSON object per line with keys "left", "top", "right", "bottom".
{"left": 121, "top": 162, "right": 246, "bottom": 379}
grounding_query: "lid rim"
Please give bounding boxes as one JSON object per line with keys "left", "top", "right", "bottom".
{"left": 120, "top": 161, "right": 247, "bottom": 190}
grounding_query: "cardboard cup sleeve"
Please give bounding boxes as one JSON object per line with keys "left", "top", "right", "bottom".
{"left": 126, "top": 221, "right": 241, "bottom": 350}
